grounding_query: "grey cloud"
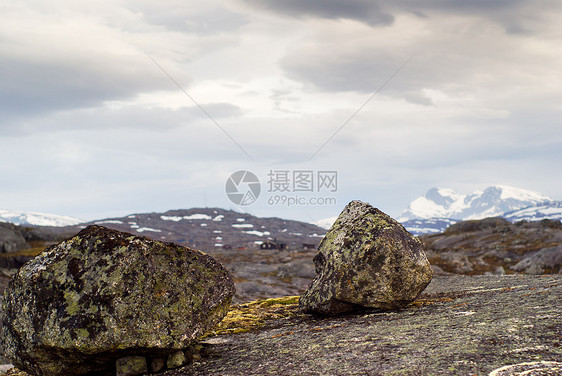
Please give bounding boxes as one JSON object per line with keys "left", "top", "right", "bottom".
{"left": 407, "top": 0, "right": 529, "bottom": 12}
{"left": 406, "top": 0, "right": 560, "bottom": 35}
{"left": 280, "top": 48, "right": 432, "bottom": 100}
{"left": 241, "top": 0, "right": 394, "bottom": 27}
{"left": 0, "top": 53, "right": 179, "bottom": 122}
{"left": 281, "top": 52, "right": 399, "bottom": 93}
{"left": 240, "top": 0, "right": 559, "bottom": 34}
{"left": 1, "top": 0, "right": 560, "bottom": 225}
{"left": 278, "top": 13, "right": 561, "bottom": 105}
{"left": 2, "top": 102, "right": 244, "bottom": 136}
{"left": 272, "top": 0, "right": 561, "bottom": 96}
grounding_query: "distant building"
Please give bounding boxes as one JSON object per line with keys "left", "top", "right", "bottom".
{"left": 260, "top": 240, "right": 287, "bottom": 250}
{"left": 302, "top": 243, "right": 316, "bottom": 250}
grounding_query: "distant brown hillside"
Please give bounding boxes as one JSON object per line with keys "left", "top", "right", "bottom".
{"left": 421, "top": 217, "right": 562, "bottom": 275}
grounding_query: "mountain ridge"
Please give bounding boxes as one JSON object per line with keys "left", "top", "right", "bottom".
{"left": 0, "top": 210, "right": 83, "bottom": 227}
{"left": 77, "top": 207, "right": 326, "bottom": 252}
{"left": 399, "top": 185, "right": 553, "bottom": 221}
{"left": 398, "top": 185, "right": 560, "bottom": 235}
{"left": 2, "top": 185, "right": 559, "bottom": 239}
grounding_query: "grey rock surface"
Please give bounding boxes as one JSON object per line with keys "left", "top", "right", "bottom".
{"left": 511, "top": 245, "right": 562, "bottom": 274}
{"left": 300, "top": 201, "right": 433, "bottom": 314}
{"left": 210, "top": 248, "right": 317, "bottom": 303}
{"left": 164, "top": 275, "right": 562, "bottom": 376}
{"left": 115, "top": 356, "right": 148, "bottom": 376}
{"left": 1, "top": 225, "right": 235, "bottom": 376}
{"left": 422, "top": 218, "right": 562, "bottom": 275}
{"left": 150, "top": 358, "right": 166, "bottom": 373}
{"left": 488, "top": 361, "right": 561, "bottom": 375}
{"left": 167, "top": 351, "right": 186, "bottom": 369}
{"left": 0, "top": 224, "right": 28, "bottom": 254}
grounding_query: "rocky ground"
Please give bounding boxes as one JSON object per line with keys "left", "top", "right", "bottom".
{"left": 4, "top": 275, "right": 561, "bottom": 375}
{"left": 1, "top": 215, "right": 561, "bottom": 374}
{"left": 160, "top": 275, "right": 561, "bottom": 376}
{"left": 421, "top": 218, "right": 562, "bottom": 276}
{"left": 151, "top": 216, "right": 562, "bottom": 304}
{"left": 1, "top": 217, "right": 560, "bottom": 304}
{"left": 204, "top": 247, "right": 316, "bottom": 303}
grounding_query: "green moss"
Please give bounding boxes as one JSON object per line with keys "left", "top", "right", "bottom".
{"left": 204, "top": 296, "right": 300, "bottom": 337}
{"left": 257, "top": 296, "right": 299, "bottom": 307}
{"left": 76, "top": 328, "right": 90, "bottom": 339}
{"left": 63, "top": 291, "right": 81, "bottom": 315}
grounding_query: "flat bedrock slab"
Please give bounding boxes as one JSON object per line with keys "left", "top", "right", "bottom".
{"left": 163, "top": 275, "right": 562, "bottom": 376}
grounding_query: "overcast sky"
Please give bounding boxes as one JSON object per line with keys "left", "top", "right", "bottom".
{"left": 1, "top": 0, "right": 561, "bottom": 224}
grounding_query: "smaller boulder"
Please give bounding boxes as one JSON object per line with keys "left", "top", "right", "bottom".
{"left": 300, "top": 201, "right": 433, "bottom": 315}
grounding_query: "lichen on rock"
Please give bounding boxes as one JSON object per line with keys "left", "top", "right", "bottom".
{"left": 300, "top": 200, "right": 433, "bottom": 315}
{"left": 1, "top": 225, "right": 235, "bottom": 376}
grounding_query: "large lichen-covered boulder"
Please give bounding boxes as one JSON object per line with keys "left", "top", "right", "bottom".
{"left": 300, "top": 201, "right": 432, "bottom": 315}
{"left": 1, "top": 225, "right": 235, "bottom": 376}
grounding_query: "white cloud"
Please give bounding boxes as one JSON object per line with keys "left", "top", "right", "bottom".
{"left": 0, "top": 0, "right": 560, "bottom": 223}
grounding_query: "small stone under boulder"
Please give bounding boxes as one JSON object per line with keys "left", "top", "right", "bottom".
{"left": 1, "top": 225, "right": 235, "bottom": 376}
{"left": 300, "top": 201, "right": 433, "bottom": 315}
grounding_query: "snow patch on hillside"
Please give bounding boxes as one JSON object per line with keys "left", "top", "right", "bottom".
{"left": 184, "top": 214, "right": 212, "bottom": 220}
{"left": 244, "top": 230, "right": 271, "bottom": 237}
{"left": 136, "top": 227, "right": 161, "bottom": 233}
{"left": 504, "top": 202, "right": 562, "bottom": 222}
{"left": 95, "top": 220, "right": 124, "bottom": 225}
{"left": 232, "top": 223, "right": 253, "bottom": 228}
{"left": 161, "top": 214, "right": 213, "bottom": 221}
{"left": 161, "top": 215, "right": 183, "bottom": 222}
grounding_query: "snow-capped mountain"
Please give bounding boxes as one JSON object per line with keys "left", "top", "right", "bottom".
{"left": 399, "top": 185, "right": 558, "bottom": 235}
{"left": 399, "top": 185, "right": 552, "bottom": 221}
{"left": 0, "top": 210, "right": 83, "bottom": 227}
{"left": 315, "top": 216, "right": 338, "bottom": 230}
